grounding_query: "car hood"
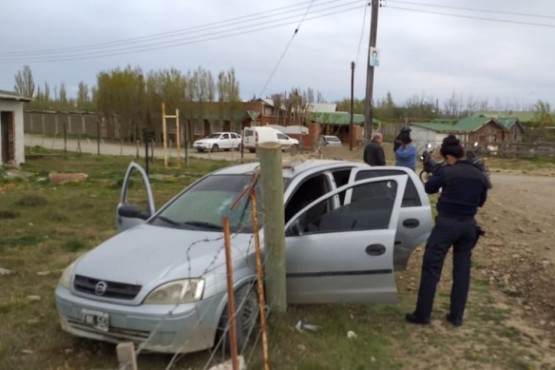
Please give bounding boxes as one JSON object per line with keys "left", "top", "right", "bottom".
{"left": 73, "top": 223, "right": 251, "bottom": 286}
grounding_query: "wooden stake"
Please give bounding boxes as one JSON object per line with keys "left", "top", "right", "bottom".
{"left": 223, "top": 217, "right": 239, "bottom": 370}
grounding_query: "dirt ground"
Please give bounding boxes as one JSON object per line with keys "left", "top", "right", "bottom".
{"left": 316, "top": 144, "right": 555, "bottom": 368}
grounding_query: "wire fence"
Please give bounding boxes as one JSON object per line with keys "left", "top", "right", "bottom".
{"left": 113, "top": 171, "right": 275, "bottom": 370}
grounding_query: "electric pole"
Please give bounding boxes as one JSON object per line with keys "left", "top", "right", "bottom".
{"left": 364, "top": 0, "right": 380, "bottom": 142}
{"left": 350, "top": 61, "right": 355, "bottom": 151}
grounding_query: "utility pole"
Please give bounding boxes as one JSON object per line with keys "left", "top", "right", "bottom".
{"left": 350, "top": 61, "right": 355, "bottom": 151}
{"left": 364, "top": 0, "right": 380, "bottom": 143}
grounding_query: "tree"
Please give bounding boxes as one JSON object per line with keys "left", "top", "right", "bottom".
{"left": 77, "top": 82, "right": 89, "bottom": 105}
{"left": 533, "top": 100, "right": 553, "bottom": 127}
{"left": 14, "top": 65, "right": 35, "bottom": 98}
{"left": 217, "top": 68, "right": 240, "bottom": 102}
{"left": 59, "top": 82, "right": 68, "bottom": 104}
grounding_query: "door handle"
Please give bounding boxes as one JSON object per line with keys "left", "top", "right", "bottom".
{"left": 402, "top": 218, "right": 420, "bottom": 228}
{"left": 366, "top": 244, "right": 386, "bottom": 256}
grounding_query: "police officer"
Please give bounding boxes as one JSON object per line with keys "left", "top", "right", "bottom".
{"left": 406, "top": 135, "right": 489, "bottom": 327}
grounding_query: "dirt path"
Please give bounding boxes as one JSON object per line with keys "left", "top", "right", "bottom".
{"left": 478, "top": 171, "right": 555, "bottom": 333}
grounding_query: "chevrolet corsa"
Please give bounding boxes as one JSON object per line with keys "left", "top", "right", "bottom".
{"left": 55, "top": 159, "right": 432, "bottom": 353}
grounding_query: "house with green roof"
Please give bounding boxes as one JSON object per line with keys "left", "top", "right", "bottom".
{"left": 410, "top": 116, "right": 510, "bottom": 151}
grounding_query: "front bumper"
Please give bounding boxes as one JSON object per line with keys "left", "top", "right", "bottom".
{"left": 55, "top": 287, "right": 224, "bottom": 353}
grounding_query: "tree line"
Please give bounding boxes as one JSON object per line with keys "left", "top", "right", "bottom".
{"left": 13, "top": 65, "right": 553, "bottom": 130}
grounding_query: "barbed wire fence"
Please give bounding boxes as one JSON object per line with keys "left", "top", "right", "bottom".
{"left": 115, "top": 171, "right": 278, "bottom": 370}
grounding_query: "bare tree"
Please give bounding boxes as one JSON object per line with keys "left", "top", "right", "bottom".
{"left": 14, "top": 65, "right": 35, "bottom": 98}
{"left": 77, "top": 81, "right": 89, "bottom": 104}
{"left": 59, "top": 82, "right": 68, "bottom": 104}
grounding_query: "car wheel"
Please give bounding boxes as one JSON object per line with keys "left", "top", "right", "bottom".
{"left": 216, "top": 283, "right": 259, "bottom": 353}
{"left": 211, "top": 144, "right": 219, "bottom": 152}
{"left": 196, "top": 149, "right": 205, "bottom": 153}
{"left": 248, "top": 148, "right": 256, "bottom": 154}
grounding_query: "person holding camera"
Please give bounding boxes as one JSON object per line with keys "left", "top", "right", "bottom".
{"left": 394, "top": 135, "right": 417, "bottom": 171}
{"left": 405, "top": 135, "right": 489, "bottom": 327}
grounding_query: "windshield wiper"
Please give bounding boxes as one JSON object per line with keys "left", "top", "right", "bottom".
{"left": 156, "top": 216, "right": 180, "bottom": 226}
{"left": 183, "top": 221, "right": 223, "bottom": 230}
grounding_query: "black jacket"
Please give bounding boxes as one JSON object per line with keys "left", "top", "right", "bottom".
{"left": 425, "top": 160, "right": 489, "bottom": 217}
{"left": 363, "top": 141, "right": 386, "bottom": 166}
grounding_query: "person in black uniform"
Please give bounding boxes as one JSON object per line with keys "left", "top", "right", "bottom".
{"left": 363, "top": 133, "right": 386, "bottom": 166}
{"left": 406, "top": 135, "right": 489, "bottom": 327}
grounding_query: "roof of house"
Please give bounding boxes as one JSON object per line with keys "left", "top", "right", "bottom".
{"left": 308, "top": 103, "right": 337, "bottom": 113}
{"left": 412, "top": 116, "right": 505, "bottom": 133}
{"left": 0, "top": 90, "right": 32, "bottom": 102}
{"left": 309, "top": 111, "right": 378, "bottom": 126}
{"left": 472, "top": 111, "right": 536, "bottom": 122}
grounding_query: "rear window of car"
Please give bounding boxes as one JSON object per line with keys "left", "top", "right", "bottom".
{"left": 244, "top": 130, "right": 254, "bottom": 137}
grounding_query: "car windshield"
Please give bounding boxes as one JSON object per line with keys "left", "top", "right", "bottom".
{"left": 150, "top": 174, "right": 262, "bottom": 233}
{"left": 207, "top": 133, "right": 222, "bottom": 139}
{"left": 326, "top": 136, "right": 340, "bottom": 143}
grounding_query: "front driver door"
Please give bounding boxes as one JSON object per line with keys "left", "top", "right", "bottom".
{"left": 284, "top": 175, "right": 407, "bottom": 304}
{"left": 116, "top": 161, "right": 156, "bottom": 233}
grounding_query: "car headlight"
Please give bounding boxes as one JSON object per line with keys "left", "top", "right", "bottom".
{"left": 58, "top": 261, "right": 77, "bottom": 290}
{"left": 144, "top": 279, "right": 205, "bottom": 304}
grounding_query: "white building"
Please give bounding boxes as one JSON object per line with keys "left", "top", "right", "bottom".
{"left": 0, "top": 90, "right": 31, "bottom": 166}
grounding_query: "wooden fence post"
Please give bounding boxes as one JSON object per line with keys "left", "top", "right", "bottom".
{"left": 258, "top": 142, "right": 287, "bottom": 313}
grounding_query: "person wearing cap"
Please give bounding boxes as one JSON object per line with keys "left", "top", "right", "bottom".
{"left": 363, "top": 133, "right": 386, "bottom": 166}
{"left": 394, "top": 135, "right": 417, "bottom": 171}
{"left": 406, "top": 134, "right": 489, "bottom": 327}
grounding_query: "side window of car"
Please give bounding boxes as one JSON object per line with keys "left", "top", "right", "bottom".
{"left": 222, "top": 133, "right": 230, "bottom": 139}
{"left": 354, "top": 170, "right": 422, "bottom": 207}
{"left": 288, "top": 180, "right": 397, "bottom": 236}
{"left": 277, "top": 133, "right": 288, "bottom": 140}
{"left": 284, "top": 174, "right": 331, "bottom": 223}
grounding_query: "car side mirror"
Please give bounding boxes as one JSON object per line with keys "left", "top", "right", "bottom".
{"left": 118, "top": 204, "right": 151, "bottom": 220}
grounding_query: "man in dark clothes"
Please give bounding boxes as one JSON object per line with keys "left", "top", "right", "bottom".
{"left": 406, "top": 135, "right": 489, "bottom": 327}
{"left": 363, "top": 133, "right": 386, "bottom": 166}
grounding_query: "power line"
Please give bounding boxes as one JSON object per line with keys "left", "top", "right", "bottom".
{"left": 0, "top": 0, "right": 361, "bottom": 62}
{"left": 355, "top": 0, "right": 369, "bottom": 65}
{"left": 258, "top": 0, "right": 317, "bottom": 97}
{"left": 390, "top": 0, "right": 555, "bottom": 20}
{"left": 387, "top": 5, "right": 555, "bottom": 29}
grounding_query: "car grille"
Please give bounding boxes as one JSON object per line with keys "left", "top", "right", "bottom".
{"left": 74, "top": 275, "right": 142, "bottom": 300}
{"left": 67, "top": 317, "right": 151, "bottom": 341}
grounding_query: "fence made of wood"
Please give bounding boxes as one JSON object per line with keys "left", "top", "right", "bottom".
{"left": 498, "top": 142, "right": 555, "bottom": 158}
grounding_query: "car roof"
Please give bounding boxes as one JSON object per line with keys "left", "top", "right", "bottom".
{"left": 212, "top": 159, "right": 364, "bottom": 179}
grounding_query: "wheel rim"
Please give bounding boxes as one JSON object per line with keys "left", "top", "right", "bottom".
{"left": 239, "top": 291, "right": 259, "bottom": 337}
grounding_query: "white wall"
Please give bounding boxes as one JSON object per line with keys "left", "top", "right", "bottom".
{"left": 410, "top": 126, "right": 447, "bottom": 153}
{"left": 0, "top": 100, "right": 25, "bottom": 166}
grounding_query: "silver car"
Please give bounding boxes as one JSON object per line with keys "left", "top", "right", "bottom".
{"left": 55, "top": 160, "right": 432, "bottom": 353}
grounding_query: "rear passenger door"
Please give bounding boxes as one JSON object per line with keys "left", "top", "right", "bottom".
{"left": 284, "top": 175, "right": 407, "bottom": 304}
{"left": 349, "top": 167, "right": 432, "bottom": 270}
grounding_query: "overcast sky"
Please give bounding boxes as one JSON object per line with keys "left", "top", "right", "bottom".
{"left": 1, "top": 0, "right": 554, "bottom": 110}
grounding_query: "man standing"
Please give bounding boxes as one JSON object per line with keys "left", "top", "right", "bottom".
{"left": 406, "top": 135, "right": 489, "bottom": 327}
{"left": 394, "top": 136, "right": 417, "bottom": 171}
{"left": 363, "top": 133, "right": 386, "bottom": 166}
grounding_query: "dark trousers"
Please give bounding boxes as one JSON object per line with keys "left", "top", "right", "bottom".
{"left": 414, "top": 215, "right": 477, "bottom": 321}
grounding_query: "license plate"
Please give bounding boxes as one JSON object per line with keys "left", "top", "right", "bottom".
{"left": 82, "top": 309, "right": 110, "bottom": 332}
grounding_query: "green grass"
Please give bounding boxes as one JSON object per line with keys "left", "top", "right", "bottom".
{"left": 0, "top": 150, "right": 552, "bottom": 370}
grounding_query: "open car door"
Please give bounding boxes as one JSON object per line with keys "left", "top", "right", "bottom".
{"left": 284, "top": 175, "right": 407, "bottom": 304}
{"left": 116, "top": 162, "right": 155, "bottom": 233}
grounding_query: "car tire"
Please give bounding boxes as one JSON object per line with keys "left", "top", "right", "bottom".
{"left": 196, "top": 149, "right": 205, "bottom": 153}
{"left": 248, "top": 148, "right": 256, "bottom": 154}
{"left": 216, "top": 283, "right": 259, "bottom": 354}
{"left": 211, "top": 144, "right": 219, "bottom": 152}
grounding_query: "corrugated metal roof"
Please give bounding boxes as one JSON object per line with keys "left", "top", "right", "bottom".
{"left": 309, "top": 112, "right": 366, "bottom": 125}
{"left": 0, "top": 90, "right": 32, "bottom": 102}
{"left": 497, "top": 117, "right": 518, "bottom": 129}
{"left": 308, "top": 103, "right": 337, "bottom": 113}
{"left": 412, "top": 116, "right": 505, "bottom": 133}
{"left": 472, "top": 111, "right": 536, "bottom": 122}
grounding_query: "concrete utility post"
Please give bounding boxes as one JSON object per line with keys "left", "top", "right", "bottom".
{"left": 364, "top": 0, "right": 380, "bottom": 143}
{"left": 258, "top": 142, "right": 287, "bottom": 313}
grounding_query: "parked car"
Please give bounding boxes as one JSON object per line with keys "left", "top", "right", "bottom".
{"left": 55, "top": 160, "right": 432, "bottom": 354}
{"left": 192, "top": 132, "right": 241, "bottom": 152}
{"left": 322, "top": 135, "right": 342, "bottom": 147}
{"left": 243, "top": 126, "right": 299, "bottom": 153}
